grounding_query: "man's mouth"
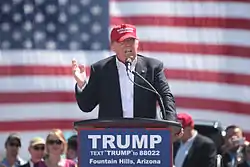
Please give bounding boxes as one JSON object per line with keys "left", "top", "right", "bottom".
{"left": 124, "top": 49, "right": 132, "bottom": 54}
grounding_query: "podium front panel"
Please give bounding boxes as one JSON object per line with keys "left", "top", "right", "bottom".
{"left": 78, "top": 128, "right": 172, "bottom": 167}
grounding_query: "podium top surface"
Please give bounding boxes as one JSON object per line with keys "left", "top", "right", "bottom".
{"left": 74, "top": 118, "right": 182, "bottom": 133}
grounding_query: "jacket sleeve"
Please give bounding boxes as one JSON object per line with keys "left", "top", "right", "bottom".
{"left": 154, "top": 62, "right": 177, "bottom": 121}
{"left": 75, "top": 65, "right": 99, "bottom": 112}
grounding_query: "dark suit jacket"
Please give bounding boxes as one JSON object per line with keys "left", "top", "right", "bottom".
{"left": 222, "top": 153, "right": 234, "bottom": 167}
{"left": 238, "top": 161, "right": 250, "bottom": 167}
{"left": 20, "top": 161, "right": 46, "bottom": 167}
{"left": 75, "top": 54, "right": 177, "bottom": 120}
{"left": 173, "top": 134, "right": 217, "bottom": 167}
{"left": 222, "top": 148, "right": 245, "bottom": 167}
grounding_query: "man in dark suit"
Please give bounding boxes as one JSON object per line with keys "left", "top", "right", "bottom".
{"left": 221, "top": 125, "right": 247, "bottom": 167}
{"left": 173, "top": 113, "right": 217, "bottom": 167}
{"left": 20, "top": 137, "right": 45, "bottom": 167}
{"left": 238, "top": 143, "right": 250, "bottom": 167}
{"left": 72, "top": 23, "right": 177, "bottom": 121}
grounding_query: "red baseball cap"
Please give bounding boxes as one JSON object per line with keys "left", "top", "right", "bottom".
{"left": 110, "top": 24, "right": 137, "bottom": 42}
{"left": 177, "top": 113, "right": 194, "bottom": 128}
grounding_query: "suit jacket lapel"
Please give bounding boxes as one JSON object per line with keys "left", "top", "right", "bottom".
{"left": 134, "top": 56, "right": 147, "bottom": 79}
{"left": 134, "top": 56, "right": 147, "bottom": 117}
{"left": 109, "top": 57, "right": 123, "bottom": 117}
{"left": 173, "top": 141, "right": 181, "bottom": 159}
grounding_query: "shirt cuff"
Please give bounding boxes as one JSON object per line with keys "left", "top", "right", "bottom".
{"left": 77, "top": 80, "right": 87, "bottom": 92}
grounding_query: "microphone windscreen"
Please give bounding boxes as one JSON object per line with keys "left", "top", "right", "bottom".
{"left": 125, "top": 57, "right": 132, "bottom": 64}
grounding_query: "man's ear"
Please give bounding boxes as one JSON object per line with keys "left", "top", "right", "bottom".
{"left": 135, "top": 39, "right": 139, "bottom": 49}
{"left": 110, "top": 41, "right": 117, "bottom": 52}
{"left": 110, "top": 45, "right": 114, "bottom": 52}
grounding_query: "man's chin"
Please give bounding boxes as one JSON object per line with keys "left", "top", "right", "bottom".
{"left": 126, "top": 53, "right": 137, "bottom": 60}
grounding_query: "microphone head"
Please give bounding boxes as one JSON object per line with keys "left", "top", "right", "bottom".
{"left": 125, "top": 58, "right": 132, "bottom": 71}
{"left": 125, "top": 57, "right": 132, "bottom": 66}
{"left": 125, "top": 57, "right": 132, "bottom": 63}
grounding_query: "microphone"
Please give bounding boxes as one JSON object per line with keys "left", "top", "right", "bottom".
{"left": 125, "top": 62, "right": 168, "bottom": 120}
{"left": 125, "top": 58, "right": 132, "bottom": 72}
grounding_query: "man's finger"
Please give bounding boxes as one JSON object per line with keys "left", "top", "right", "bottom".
{"left": 79, "top": 64, "right": 85, "bottom": 73}
{"left": 72, "top": 58, "right": 77, "bottom": 65}
{"left": 72, "top": 59, "right": 79, "bottom": 74}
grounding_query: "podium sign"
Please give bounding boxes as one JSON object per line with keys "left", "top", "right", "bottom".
{"left": 78, "top": 128, "right": 172, "bottom": 167}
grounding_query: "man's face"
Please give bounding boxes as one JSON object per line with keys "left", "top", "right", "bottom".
{"left": 225, "top": 127, "right": 243, "bottom": 151}
{"left": 66, "top": 148, "right": 77, "bottom": 160}
{"left": 29, "top": 144, "right": 45, "bottom": 162}
{"left": 6, "top": 140, "right": 20, "bottom": 157}
{"left": 180, "top": 126, "right": 192, "bottom": 141}
{"left": 225, "top": 127, "right": 243, "bottom": 140}
{"left": 111, "top": 38, "right": 139, "bottom": 62}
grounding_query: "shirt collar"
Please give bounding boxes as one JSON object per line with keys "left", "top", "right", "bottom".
{"left": 29, "top": 160, "right": 34, "bottom": 167}
{"left": 1, "top": 157, "right": 23, "bottom": 166}
{"left": 181, "top": 130, "right": 198, "bottom": 145}
{"left": 73, "top": 157, "right": 78, "bottom": 163}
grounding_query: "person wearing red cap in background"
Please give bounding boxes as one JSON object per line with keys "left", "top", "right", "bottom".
{"left": 173, "top": 113, "right": 217, "bottom": 167}
{"left": 71, "top": 24, "right": 177, "bottom": 121}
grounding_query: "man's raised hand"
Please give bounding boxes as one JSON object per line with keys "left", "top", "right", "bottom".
{"left": 72, "top": 59, "right": 86, "bottom": 89}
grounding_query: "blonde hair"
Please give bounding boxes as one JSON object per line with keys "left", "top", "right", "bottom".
{"left": 45, "top": 129, "right": 67, "bottom": 155}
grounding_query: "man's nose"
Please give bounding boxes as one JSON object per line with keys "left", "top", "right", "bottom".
{"left": 124, "top": 42, "right": 131, "bottom": 47}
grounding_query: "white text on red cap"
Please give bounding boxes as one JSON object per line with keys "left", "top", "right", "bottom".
{"left": 117, "top": 27, "right": 134, "bottom": 34}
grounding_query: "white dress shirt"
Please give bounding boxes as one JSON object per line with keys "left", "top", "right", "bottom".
{"left": 77, "top": 57, "right": 137, "bottom": 118}
{"left": 174, "top": 130, "right": 198, "bottom": 167}
{"left": 115, "top": 57, "right": 136, "bottom": 118}
{"left": 29, "top": 161, "right": 34, "bottom": 167}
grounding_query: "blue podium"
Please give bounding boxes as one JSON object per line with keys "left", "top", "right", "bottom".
{"left": 74, "top": 118, "right": 181, "bottom": 167}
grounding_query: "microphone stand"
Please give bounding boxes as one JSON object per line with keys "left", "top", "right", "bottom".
{"left": 125, "top": 61, "right": 168, "bottom": 120}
